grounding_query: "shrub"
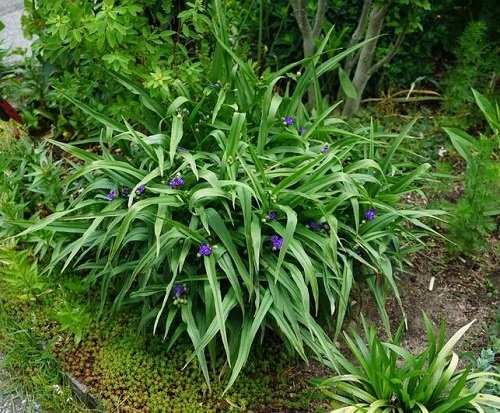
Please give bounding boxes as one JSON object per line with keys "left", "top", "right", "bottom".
{"left": 314, "top": 316, "right": 500, "bottom": 412}
{"left": 21, "top": 0, "right": 212, "bottom": 136}
{"left": 443, "top": 21, "right": 500, "bottom": 120}
{"left": 15, "top": 5, "right": 443, "bottom": 389}
{"left": 443, "top": 90, "right": 500, "bottom": 254}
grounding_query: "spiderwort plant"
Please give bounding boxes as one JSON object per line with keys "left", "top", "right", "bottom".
{"left": 267, "top": 211, "right": 278, "bottom": 221}
{"left": 197, "top": 243, "right": 212, "bottom": 257}
{"left": 169, "top": 175, "right": 185, "bottom": 189}
{"left": 269, "top": 235, "right": 283, "bottom": 250}
{"left": 15, "top": 11, "right": 445, "bottom": 392}
{"left": 364, "top": 208, "right": 376, "bottom": 221}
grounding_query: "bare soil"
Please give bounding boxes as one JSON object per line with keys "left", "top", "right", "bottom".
{"left": 363, "top": 236, "right": 499, "bottom": 356}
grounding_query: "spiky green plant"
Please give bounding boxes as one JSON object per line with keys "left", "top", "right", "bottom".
{"left": 314, "top": 316, "right": 500, "bottom": 413}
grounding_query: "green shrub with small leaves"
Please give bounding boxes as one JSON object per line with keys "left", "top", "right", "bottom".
{"left": 21, "top": 0, "right": 211, "bottom": 137}
{"left": 443, "top": 21, "right": 500, "bottom": 120}
{"left": 15, "top": 2, "right": 444, "bottom": 390}
{"left": 0, "top": 131, "right": 71, "bottom": 242}
{"left": 0, "top": 245, "right": 47, "bottom": 302}
{"left": 443, "top": 90, "right": 500, "bottom": 254}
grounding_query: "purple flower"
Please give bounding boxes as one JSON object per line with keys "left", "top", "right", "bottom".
{"left": 269, "top": 235, "right": 284, "bottom": 250}
{"left": 365, "top": 209, "right": 376, "bottom": 221}
{"left": 173, "top": 284, "right": 185, "bottom": 298}
{"left": 306, "top": 219, "right": 321, "bottom": 232}
{"left": 136, "top": 185, "right": 146, "bottom": 195}
{"left": 298, "top": 127, "right": 306, "bottom": 135}
{"left": 169, "top": 176, "right": 185, "bottom": 189}
{"left": 121, "top": 187, "right": 131, "bottom": 196}
{"left": 106, "top": 191, "right": 115, "bottom": 201}
{"left": 282, "top": 117, "right": 295, "bottom": 126}
{"left": 198, "top": 243, "right": 212, "bottom": 257}
{"left": 267, "top": 211, "right": 278, "bottom": 220}
{"left": 322, "top": 145, "right": 330, "bottom": 154}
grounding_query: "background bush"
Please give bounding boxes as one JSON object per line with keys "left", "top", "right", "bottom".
{"left": 20, "top": 0, "right": 212, "bottom": 137}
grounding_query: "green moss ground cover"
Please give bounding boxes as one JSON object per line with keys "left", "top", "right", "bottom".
{"left": 0, "top": 268, "right": 325, "bottom": 412}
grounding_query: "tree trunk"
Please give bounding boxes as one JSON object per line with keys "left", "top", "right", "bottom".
{"left": 336, "top": 0, "right": 372, "bottom": 104}
{"left": 291, "top": 0, "right": 326, "bottom": 107}
{"left": 342, "top": 5, "right": 388, "bottom": 117}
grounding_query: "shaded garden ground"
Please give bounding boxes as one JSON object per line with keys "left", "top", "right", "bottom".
{"left": 361, "top": 237, "right": 499, "bottom": 357}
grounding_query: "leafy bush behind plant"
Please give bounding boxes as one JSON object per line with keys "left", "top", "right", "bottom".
{"left": 443, "top": 21, "right": 500, "bottom": 120}
{"left": 314, "top": 316, "right": 500, "bottom": 412}
{"left": 20, "top": 0, "right": 212, "bottom": 136}
{"left": 16, "top": 5, "right": 443, "bottom": 390}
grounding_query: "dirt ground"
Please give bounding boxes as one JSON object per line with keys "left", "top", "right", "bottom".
{"left": 364, "top": 236, "right": 499, "bottom": 356}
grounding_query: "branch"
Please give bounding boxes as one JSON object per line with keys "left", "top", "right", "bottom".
{"left": 312, "top": 0, "right": 327, "bottom": 38}
{"left": 366, "top": 27, "right": 408, "bottom": 79}
{"left": 343, "top": 0, "right": 372, "bottom": 77}
{"left": 290, "top": 0, "right": 312, "bottom": 40}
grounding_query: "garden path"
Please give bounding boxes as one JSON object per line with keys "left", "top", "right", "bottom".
{"left": 0, "top": 353, "right": 37, "bottom": 413}
{"left": 0, "top": 0, "right": 31, "bottom": 52}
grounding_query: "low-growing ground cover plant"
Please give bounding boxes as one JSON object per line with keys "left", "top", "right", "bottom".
{"left": 11, "top": 2, "right": 444, "bottom": 390}
{"left": 314, "top": 316, "right": 500, "bottom": 413}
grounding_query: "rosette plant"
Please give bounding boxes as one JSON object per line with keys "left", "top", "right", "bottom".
{"left": 314, "top": 316, "right": 500, "bottom": 412}
{"left": 15, "top": 2, "right": 444, "bottom": 390}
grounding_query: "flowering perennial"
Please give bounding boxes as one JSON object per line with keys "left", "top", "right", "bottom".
{"left": 198, "top": 243, "right": 212, "bottom": 256}
{"left": 306, "top": 219, "right": 322, "bottom": 232}
{"left": 365, "top": 209, "right": 376, "bottom": 221}
{"left": 169, "top": 176, "right": 185, "bottom": 189}
{"left": 269, "top": 235, "right": 284, "bottom": 250}
{"left": 267, "top": 211, "right": 278, "bottom": 220}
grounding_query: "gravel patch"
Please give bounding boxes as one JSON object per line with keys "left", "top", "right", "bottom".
{"left": 0, "top": 0, "right": 32, "bottom": 55}
{"left": 0, "top": 352, "right": 39, "bottom": 413}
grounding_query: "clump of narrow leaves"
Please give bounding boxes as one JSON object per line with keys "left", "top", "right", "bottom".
{"left": 14, "top": 2, "right": 444, "bottom": 390}
{"left": 314, "top": 316, "right": 500, "bottom": 413}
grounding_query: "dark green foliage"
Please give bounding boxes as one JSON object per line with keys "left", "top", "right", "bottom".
{"left": 449, "top": 137, "right": 498, "bottom": 252}
{"left": 443, "top": 21, "right": 500, "bottom": 117}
